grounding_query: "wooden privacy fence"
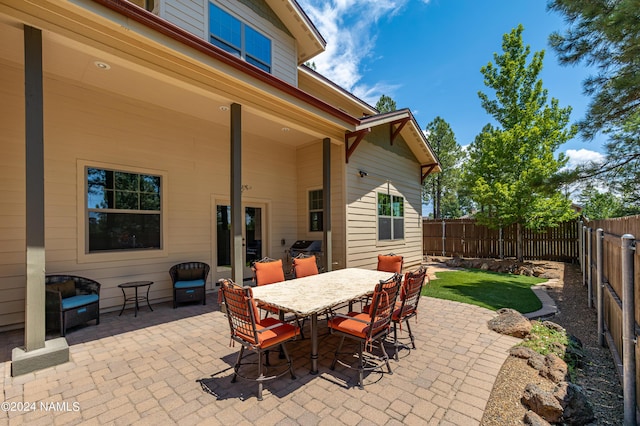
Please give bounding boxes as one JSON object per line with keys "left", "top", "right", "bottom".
{"left": 422, "top": 219, "right": 580, "bottom": 262}
{"left": 582, "top": 216, "right": 640, "bottom": 424}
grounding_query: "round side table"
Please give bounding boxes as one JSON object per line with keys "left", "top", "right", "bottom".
{"left": 118, "top": 281, "right": 154, "bottom": 317}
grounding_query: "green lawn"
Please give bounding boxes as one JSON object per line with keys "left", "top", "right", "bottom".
{"left": 423, "top": 269, "right": 544, "bottom": 313}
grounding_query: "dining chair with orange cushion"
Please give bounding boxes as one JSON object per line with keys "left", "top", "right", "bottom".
{"left": 391, "top": 266, "right": 428, "bottom": 360}
{"left": 252, "top": 257, "right": 286, "bottom": 286}
{"left": 252, "top": 257, "right": 304, "bottom": 336}
{"left": 376, "top": 253, "right": 404, "bottom": 273}
{"left": 218, "top": 278, "right": 300, "bottom": 401}
{"left": 328, "top": 273, "right": 402, "bottom": 389}
{"left": 292, "top": 253, "right": 319, "bottom": 278}
{"left": 251, "top": 257, "right": 285, "bottom": 316}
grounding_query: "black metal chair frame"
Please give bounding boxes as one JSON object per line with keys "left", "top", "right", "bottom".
{"left": 391, "top": 266, "right": 428, "bottom": 360}
{"left": 329, "top": 273, "right": 402, "bottom": 389}
{"left": 219, "top": 279, "right": 299, "bottom": 400}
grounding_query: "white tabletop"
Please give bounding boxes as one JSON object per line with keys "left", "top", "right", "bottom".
{"left": 250, "top": 268, "right": 395, "bottom": 316}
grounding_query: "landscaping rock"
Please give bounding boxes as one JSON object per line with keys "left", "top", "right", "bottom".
{"left": 488, "top": 308, "right": 532, "bottom": 338}
{"left": 522, "top": 383, "right": 563, "bottom": 423}
{"left": 523, "top": 410, "right": 552, "bottom": 426}
{"left": 509, "top": 346, "right": 539, "bottom": 359}
{"left": 541, "top": 353, "right": 568, "bottom": 383}
{"left": 541, "top": 320, "right": 565, "bottom": 333}
{"left": 554, "top": 382, "right": 595, "bottom": 425}
{"left": 526, "top": 352, "right": 547, "bottom": 372}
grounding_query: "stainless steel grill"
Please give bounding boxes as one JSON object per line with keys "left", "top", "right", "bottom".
{"left": 289, "top": 240, "right": 322, "bottom": 258}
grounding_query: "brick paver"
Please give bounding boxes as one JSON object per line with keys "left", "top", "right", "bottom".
{"left": 1, "top": 292, "right": 520, "bottom": 425}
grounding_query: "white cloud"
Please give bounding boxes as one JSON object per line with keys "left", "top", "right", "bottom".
{"left": 297, "top": 0, "right": 409, "bottom": 105}
{"left": 564, "top": 149, "right": 605, "bottom": 168}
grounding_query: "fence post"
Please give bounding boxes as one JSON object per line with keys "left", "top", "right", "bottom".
{"left": 499, "top": 228, "right": 504, "bottom": 259}
{"left": 582, "top": 226, "right": 588, "bottom": 286}
{"left": 441, "top": 220, "right": 445, "bottom": 257}
{"left": 596, "top": 228, "right": 604, "bottom": 347}
{"left": 587, "top": 227, "right": 593, "bottom": 308}
{"left": 621, "top": 234, "right": 637, "bottom": 426}
{"left": 579, "top": 220, "right": 584, "bottom": 272}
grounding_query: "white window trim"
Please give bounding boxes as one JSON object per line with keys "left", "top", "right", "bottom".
{"left": 76, "top": 160, "right": 169, "bottom": 263}
{"left": 376, "top": 191, "right": 405, "bottom": 242}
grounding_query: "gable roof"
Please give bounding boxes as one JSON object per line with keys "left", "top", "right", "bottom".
{"left": 357, "top": 109, "right": 441, "bottom": 172}
{"left": 265, "top": 0, "right": 326, "bottom": 64}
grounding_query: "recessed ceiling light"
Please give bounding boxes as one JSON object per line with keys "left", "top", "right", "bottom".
{"left": 94, "top": 61, "right": 111, "bottom": 70}
{"left": 219, "top": 105, "right": 229, "bottom": 112}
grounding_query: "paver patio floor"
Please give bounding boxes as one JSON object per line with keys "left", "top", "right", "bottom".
{"left": 1, "top": 294, "right": 519, "bottom": 425}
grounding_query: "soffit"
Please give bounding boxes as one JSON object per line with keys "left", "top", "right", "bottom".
{"left": 0, "top": 0, "right": 351, "bottom": 145}
{"left": 298, "top": 66, "right": 377, "bottom": 118}
{"left": 264, "top": 0, "right": 325, "bottom": 64}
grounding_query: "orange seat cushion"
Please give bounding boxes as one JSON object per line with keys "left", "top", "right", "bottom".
{"left": 377, "top": 255, "right": 403, "bottom": 273}
{"left": 329, "top": 312, "right": 379, "bottom": 339}
{"left": 254, "top": 259, "right": 285, "bottom": 285}
{"left": 252, "top": 317, "right": 299, "bottom": 348}
{"left": 293, "top": 256, "right": 318, "bottom": 278}
{"left": 392, "top": 304, "right": 415, "bottom": 321}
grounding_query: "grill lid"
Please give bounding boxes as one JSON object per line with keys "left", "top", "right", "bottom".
{"left": 289, "top": 240, "right": 322, "bottom": 252}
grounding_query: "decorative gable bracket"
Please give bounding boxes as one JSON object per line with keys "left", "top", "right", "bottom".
{"left": 390, "top": 118, "right": 410, "bottom": 146}
{"left": 421, "top": 163, "right": 438, "bottom": 183}
{"left": 345, "top": 128, "right": 371, "bottom": 163}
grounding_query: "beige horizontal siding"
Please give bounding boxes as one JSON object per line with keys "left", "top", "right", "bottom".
{"left": 346, "top": 135, "right": 424, "bottom": 271}
{"left": 0, "top": 65, "right": 302, "bottom": 328}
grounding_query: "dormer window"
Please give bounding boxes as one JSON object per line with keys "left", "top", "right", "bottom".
{"left": 209, "top": 3, "right": 272, "bottom": 73}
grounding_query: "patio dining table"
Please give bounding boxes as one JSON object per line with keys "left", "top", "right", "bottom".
{"left": 250, "top": 268, "right": 395, "bottom": 374}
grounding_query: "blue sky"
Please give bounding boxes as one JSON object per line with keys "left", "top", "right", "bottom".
{"left": 297, "top": 0, "right": 606, "bottom": 168}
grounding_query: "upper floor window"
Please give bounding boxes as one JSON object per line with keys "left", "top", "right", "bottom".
{"left": 86, "top": 167, "right": 162, "bottom": 252}
{"left": 209, "top": 3, "right": 272, "bottom": 73}
{"left": 309, "top": 189, "right": 323, "bottom": 232}
{"left": 377, "top": 193, "right": 404, "bottom": 241}
{"left": 127, "top": 0, "right": 154, "bottom": 12}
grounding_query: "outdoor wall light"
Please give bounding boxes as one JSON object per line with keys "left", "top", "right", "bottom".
{"left": 94, "top": 61, "right": 111, "bottom": 70}
{"left": 358, "top": 170, "right": 368, "bottom": 178}
{"left": 241, "top": 184, "right": 252, "bottom": 192}
{"left": 281, "top": 127, "right": 290, "bottom": 132}
{"left": 219, "top": 105, "right": 229, "bottom": 112}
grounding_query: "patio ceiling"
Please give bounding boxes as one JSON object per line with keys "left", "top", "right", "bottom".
{"left": 0, "top": 8, "right": 346, "bottom": 148}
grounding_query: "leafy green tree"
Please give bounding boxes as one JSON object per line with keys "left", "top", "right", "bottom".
{"left": 422, "top": 117, "right": 467, "bottom": 218}
{"left": 462, "top": 25, "right": 578, "bottom": 260}
{"left": 376, "top": 94, "right": 397, "bottom": 113}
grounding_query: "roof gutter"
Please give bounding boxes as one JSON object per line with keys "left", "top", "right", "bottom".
{"left": 90, "top": 0, "right": 359, "bottom": 127}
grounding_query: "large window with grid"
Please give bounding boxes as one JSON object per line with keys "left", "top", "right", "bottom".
{"left": 86, "top": 167, "right": 162, "bottom": 252}
{"left": 377, "top": 193, "right": 404, "bottom": 240}
{"left": 209, "top": 3, "right": 272, "bottom": 73}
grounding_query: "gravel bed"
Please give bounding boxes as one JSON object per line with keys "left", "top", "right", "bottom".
{"left": 480, "top": 261, "right": 624, "bottom": 425}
